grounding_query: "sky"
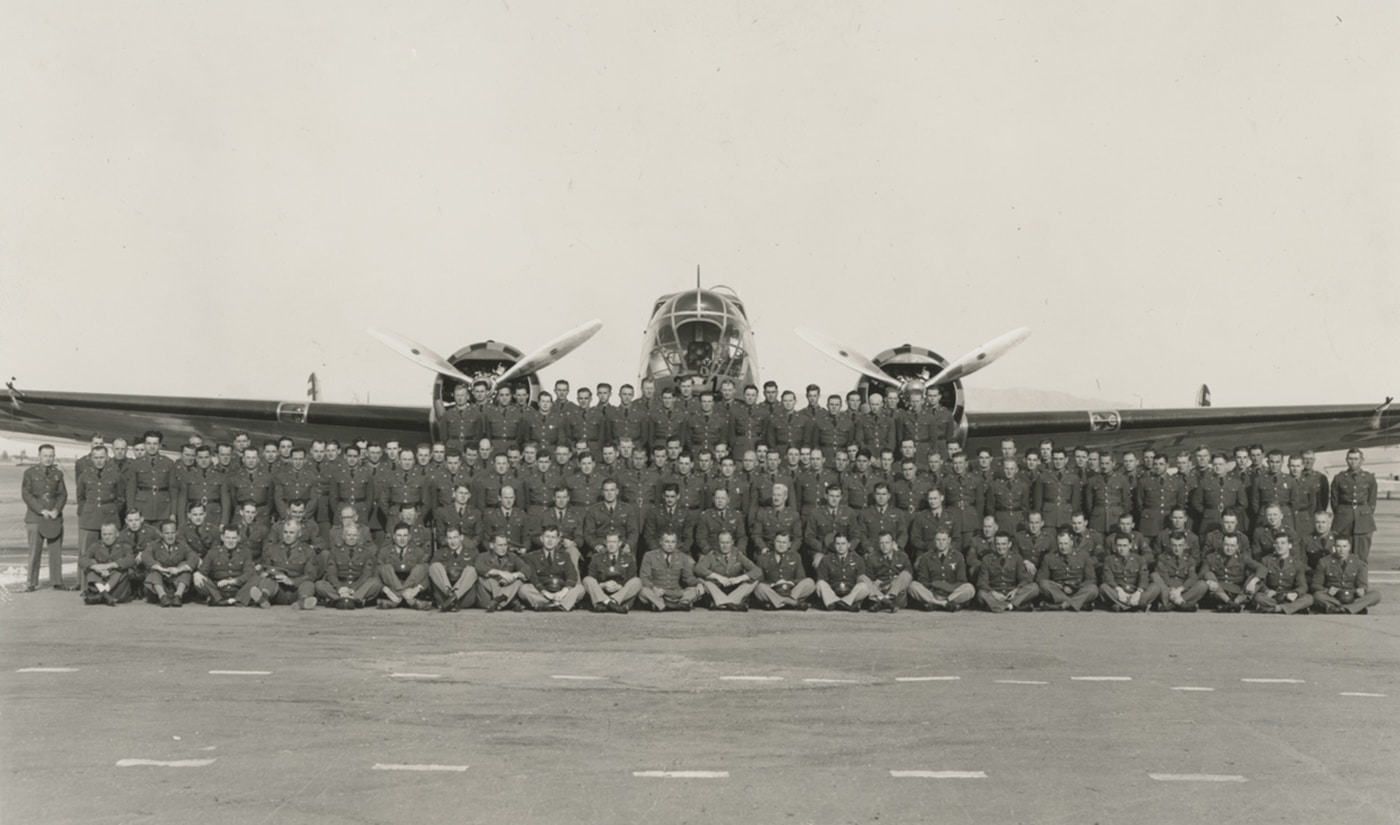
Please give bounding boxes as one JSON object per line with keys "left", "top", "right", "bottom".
{"left": 3, "top": 2, "right": 1398, "bottom": 426}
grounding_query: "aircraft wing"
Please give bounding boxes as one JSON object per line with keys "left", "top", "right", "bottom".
{"left": 963, "top": 402, "right": 1400, "bottom": 456}
{"left": 0, "top": 389, "right": 429, "bottom": 447}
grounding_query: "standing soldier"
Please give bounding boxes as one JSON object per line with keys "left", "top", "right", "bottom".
{"left": 127, "top": 430, "right": 178, "bottom": 524}
{"left": 376, "top": 449, "right": 427, "bottom": 529}
{"left": 482, "top": 385, "right": 524, "bottom": 456}
{"left": 22, "top": 443, "right": 69, "bottom": 592}
{"left": 1250, "top": 450, "right": 1294, "bottom": 528}
{"left": 230, "top": 447, "right": 274, "bottom": 524}
{"left": 908, "top": 489, "right": 958, "bottom": 561}
{"left": 76, "top": 446, "right": 123, "bottom": 562}
{"left": 1085, "top": 453, "right": 1131, "bottom": 534}
{"left": 331, "top": 445, "right": 377, "bottom": 526}
{"left": 766, "top": 390, "right": 807, "bottom": 456}
{"left": 1300, "top": 450, "right": 1330, "bottom": 514}
{"left": 986, "top": 459, "right": 1031, "bottom": 535}
{"left": 1191, "top": 453, "right": 1248, "bottom": 539}
{"left": 1331, "top": 449, "right": 1377, "bottom": 563}
{"left": 859, "top": 483, "right": 909, "bottom": 552}
{"left": 574, "top": 387, "right": 610, "bottom": 457}
{"left": 749, "top": 482, "right": 802, "bottom": 557}
{"left": 1135, "top": 455, "right": 1182, "bottom": 540}
{"left": 686, "top": 392, "right": 730, "bottom": 457}
{"left": 273, "top": 448, "right": 320, "bottom": 521}
{"left": 648, "top": 389, "right": 688, "bottom": 453}
{"left": 583, "top": 479, "right": 641, "bottom": 559}
{"left": 856, "top": 392, "right": 897, "bottom": 459}
{"left": 613, "top": 384, "right": 652, "bottom": 457}
{"left": 1285, "top": 454, "right": 1318, "bottom": 537}
{"left": 178, "top": 445, "right": 230, "bottom": 529}
{"left": 729, "top": 384, "right": 767, "bottom": 460}
{"left": 943, "top": 452, "right": 986, "bottom": 546}
{"left": 805, "top": 486, "right": 862, "bottom": 570}
{"left": 438, "top": 384, "right": 483, "bottom": 457}
{"left": 1033, "top": 449, "right": 1081, "bottom": 531}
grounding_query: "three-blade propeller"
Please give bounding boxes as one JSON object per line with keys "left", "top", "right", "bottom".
{"left": 795, "top": 326, "right": 1031, "bottom": 387}
{"left": 369, "top": 319, "right": 603, "bottom": 386}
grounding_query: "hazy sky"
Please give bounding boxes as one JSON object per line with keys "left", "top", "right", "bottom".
{"left": 4, "top": 2, "right": 1397, "bottom": 418}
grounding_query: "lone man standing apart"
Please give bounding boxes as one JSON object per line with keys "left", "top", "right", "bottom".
{"left": 23, "top": 443, "right": 69, "bottom": 591}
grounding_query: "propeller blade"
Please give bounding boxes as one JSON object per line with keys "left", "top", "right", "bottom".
{"left": 794, "top": 327, "right": 903, "bottom": 388}
{"left": 367, "top": 328, "right": 474, "bottom": 384}
{"left": 494, "top": 319, "right": 604, "bottom": 386}
{"left": 927, "top": 327, "right": 1032, "bottom": 385}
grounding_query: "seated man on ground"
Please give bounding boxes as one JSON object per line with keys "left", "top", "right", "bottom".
{"left": 1152, "top": 531, "right": 1208, "bottom": 612}
{"left": 583, "top": 529, "right": 642, "bottom": 613}
{"left": 695, "top": 529, "right": 760, "bottom": 611}
{"left": 863, "top": 530, "right": 913, "bottom": 613}
{"left": 908, "top": 528, "right": 974, "bottom": 612}
{"left": 1249, "top": 533, "right": 1314, "bottom": 615}
{"left": 192, "top": 526, "right": 255, "bottom": 607}
{"left": 476, "top": 534, "right": 531, "bottom": 612}
{"left": 142, "top": 520, "right": 198, "bottom": 607}
{"left": 1098, "top": 533, "right": 1159, "bottom": 612}
{"left": 815, "top": 533, "right": 872, "bottom": 612}
{"left": 1036, "top": 530, "right": 1098, "bottom": 612}
{"left": 1200, "top": 533, "right": 1260, "bottom": 612}
{"left": 976, "top": 531, "right": 1039, "bottom": 612}
{"left": 521, "top": 526, "right": 585, "bottom": 612}
{"left": 316, "top": 522, "right": 382, "bottom": 609}
{"left": 638, "top": 530, "right": 703, "bottom": 612}
{"left": 376, "top": 522, "right": 432, "bottom": 610}
{"left": 79, "top": 522, "right": 133, "bottom": 605}
{"left": 1310, "top": 536, "right": 1379, "bottom": 615}
{"left": 252, "top": 520, "right": 320, "bottom": 609}
{"left": 752, "top": 531, "right": 815, "bottom": 611}
{"left": 428, "top": 525, "right": 480, "bottom": 612}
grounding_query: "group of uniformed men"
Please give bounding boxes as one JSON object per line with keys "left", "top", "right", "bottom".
{"left": 19, "top": 376, "right": 1383, "bottom": 616}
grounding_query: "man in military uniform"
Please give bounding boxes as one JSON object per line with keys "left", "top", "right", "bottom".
{"left": 986, "top": 458, "right": 1031, "bottom": 535}
{"left": 270, "top": 447, "right": 318, "bottom": 521}
{"left": 1152, "top": 532, "right": 1207, "bottom": 612}
{"left": 315, "top": 522, "right": 382, "bottom": 609}
{"left": 648, "top": 388, "right": 688, "bottom": 453}
{"left": 1135, "top": 455, "right": 1183, "bottom": 540}
{"left": 976, "top": 532, "right": 1039, "bottom": 612}
{"left": 889, "top": 460, "right": 933, "bottom": 516}
{"left": 1252, "top": 504, "right": 1297, "bottom": 563}
{"left": 583, "top": 479, "right": 640, "bottom": 559}
{"left": 178, "top": 445, "right": 230, "bottom": 529}
{"left": 1250, "top": 450, "right": 1295, "bottom": 528}
{"left": 695, "top": 488, "right": 748, "bottom": 558}
{"left": 1298, "top": 510, "right": 1339, "bottom": 570}
{"left": 1300, "top": 450, "right": 1330, "bottom": 514}
{"left": 1311, "top": 537, "right": 1380, "bottom": 615}
{"left": 79, "top": 522, "right": 133, "bottom": 605}
{"left": 638, "top": 530, "right": 703, "bottom": 611}
{"left": 76, "top": 446, "right": 123, "bottom": 562}
{"left": 231, "top": 502, "right": 271, "bottom": 564}
{"left": 192, "top": 526, "right": 255, "bottom": 607}
{"left": 142, "top": 520, "right": 198, "bottom": 607}
{"left": 428, "top": 525, "right": 480, "bottom": 612}
{"left": 376, "top": 522, "right": 433, "bottom": 610}
{"left": 749, "top": 481, "right": 802, "bottom": 557}
{"left": 177, "top": 503, "right": 221, "bottom": 565}
{"left": 857, "top": 481, "right": 909, "bottom": 554}
{"left": 583, "top": 530, "right": 642, "bottom": 613}
{"left": 805, "top": 485, "right": 862, "bottom": 570}
{"left": 1034, "top": 449, "right": 1081, "bottom": 531}
{"left": 127, "top": 430, "right": 178, "bottom": 526}
{"left": 1014, "top": 511, "right": 1056, "bottom": 570}
{"left": 230, "top": 447, "right": 275, "bottom": 525}
{"left": 695, "top": 529, "right": 760, "bottom": 610}
{"left": 377, "top": 449, "right": 427, "bottom": 528}
{"left": 1191, "top": 453, "right": 1248, "bottom": 539}
{"left": 330, "top": 445, "right": 377, "bottom": 527}
{"left": 863, "top": 530, "right": 913, "bottom": 612}
{"left": 1099, "top": 533, "right": 1159, "bottom": 612}
{"left": 815, "top": 533, "right": 872, "bottom": 611}
{"left": 1036, "top": 530, "right": 1097, "bottom": 611}
{"left": 1152, "top": 508, "right": 1200, "bottom": 560}
{"left": 751, "top": 531, "right": 814, "bottom": 610}
{"left": 482, "top": 386, "right": 523, "bottom": 456}
{"left": 22, "top": 443, "right": 69, "bottom": 592}
{"left": 766, "top": 390, "right": 807, "bottom": 456}
{"left": 474, "top": 534, "right": 530, "bottom": 611}
{"left": 908, "top": 488, "right": 958, "bottom": 561}
{"left": 856, "top": 392, "right": 897, "bottom": 459}
{"left": 907, "top": 528, "right": 974, "bottom": 611}
{"left": 529, "top": 486, "right": 587, "bottom": 573}
{"left": 643, "top": 483, "right": 697, "bottom": 556}
{"left": 438, "top": 383, "right": 484, "bottom": 457}
{"left": 942, "top": 452, "right": 985, "bottom": 546}
{"left": 1200, "top": 533, "right": 1260, "bottom": 612}
{"left": 1249, "top": 534, "right": 1314, "bottom": 615}
{"left": 1331, "top": 449, "right": 1377, "bottom": 562}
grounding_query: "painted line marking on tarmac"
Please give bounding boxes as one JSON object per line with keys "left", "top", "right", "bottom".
{"left": 1171, "top": 687, "right": 1215, "bottom": 692}
{"left": 116, "top": 759, "right": 216, "bottom": 768}
{"left": 16, "top": 667, "right": 78, "bottom": 673}
{"left": 633, "top": 771, "right": 729, "bottom": 779}
{"left": 1071, "top": 676, "right": 1132, "bottom": 681}
{"left": 1241, "top": 678, "right": 1305, "bottom": 684}
{"left": 804, "top": 678, "right": 859, "bottom": 684}
{"left": 551, "top": 675, "right": 604, "bottom": 681}
{"left": 895, "top": 676, "right": 960, "bottom": 682}
{"left": 995, "top": 680, "right": 1048, "bottom": 685}
{"left": 890, "top": 771, "right": 987, "bottom": 779}
{"left": 1149, "top": 773, "right": 1246, "bottom": 782}
{"left": 372, "top": 764, "right": 468, "bottom": 772}
{"left": 208, "top": 670, "right": 272, "bottom": 676}
{"left": 390, "top": 673, "right": 441, "bottom": 679}
{"left": 1340, "top": 692, "right": 1387, "bottom": 697}
{"left": 719, "top": 676, "right": 784, "bottom": 682}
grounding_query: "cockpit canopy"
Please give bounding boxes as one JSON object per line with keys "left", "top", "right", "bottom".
{"left": 642, "top": 287, "right": 756, "bottom": 390}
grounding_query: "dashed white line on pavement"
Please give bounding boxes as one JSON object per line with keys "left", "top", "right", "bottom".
{"left": 890, "top": 771, "right": 987, "bottom": 779}
{"left": 1171, "top": 687, "right": 1215, "bottom": 692}
{"left": 1149, "top": 773, "right": 1246, "bottom": 782}
{"left": 803, "top": 678, "right": 859, "bottom": 684}
{"left": 372, "top": 764, "right": 468, "bottom": 772}
{"left": 1241, "top": 678, "right": 1305, "bottom": 684}
{"left": 390, "top": 673, "right": 441, "bottom": 679}
{"left": 1340, "top": 692, "right": 1386, "bottom": 697}
{"left": 209, "top": 670, "right": 271, "bottom": 676}
{"left": 633, "top": 771, "right": 729, "bottom": 778}
{"left": 116, "top": 759, "right": 215, "bottom": 768}
{"left": 995, "top": 680, "right": 1048, "bottom": 685}
{"left": 720, "top": 676, "right": 783, "bottom": 682}
{"left": 1072, "top": 676, "right": 1132, "bottom": 681}
{"left": 895, "top": 676, "right": 960, "bottom": 682}
{"left": 551, "top": 675, "right": 604, "bottom": 681}
{"left": 16, "top": 667, "right": 78, "bottom": 673}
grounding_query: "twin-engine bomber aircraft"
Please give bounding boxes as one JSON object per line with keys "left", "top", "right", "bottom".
{"left": 2, "top": 282, "right": 1397, "bottom": 456}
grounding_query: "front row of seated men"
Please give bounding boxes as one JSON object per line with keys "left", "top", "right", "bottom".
{"left": 78, "top": 507, "right": 1379, "bottom": 615}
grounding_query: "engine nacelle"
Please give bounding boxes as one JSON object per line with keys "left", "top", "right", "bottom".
{"left": 429, "top": 340, "right": 541, "bottom": 433}
{"left": 855, "top": 344, "right": 968, "bottom": 449}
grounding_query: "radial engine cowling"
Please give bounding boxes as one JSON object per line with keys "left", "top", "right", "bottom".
{"left": 856, "top": 344, "right": 967, "bottom": 447}
{"left": 430, "top": 339, "right": 540, "bottom": 414}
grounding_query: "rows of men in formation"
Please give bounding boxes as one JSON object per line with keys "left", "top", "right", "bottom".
{"left": 16, "top": 379, "right": 1381, "bottom": 609}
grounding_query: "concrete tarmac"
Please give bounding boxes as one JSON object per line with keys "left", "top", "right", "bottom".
{"left": 2, "top": 505, "right": 1398, "bottom": 824}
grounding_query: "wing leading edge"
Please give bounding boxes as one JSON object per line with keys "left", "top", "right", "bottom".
{"left": 0, "top": 389, "right": 429, "bottom": 447}
{"left": 963, "top": 402, "right": 1400, "bottom": 456}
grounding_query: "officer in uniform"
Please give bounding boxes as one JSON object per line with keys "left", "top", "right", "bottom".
{"left": 230, "top": 447, "right": 275, "bottom": 525}
{"left": 1300, "top": 449, "right": 1330, "bottom": 514}
{"left": 638, "top": 530, "right": 703, "bottom": 611}
{"left": 247, "top": 520, "right": 319, "bottom": 609}
{"left": 695, "top": 529, "right": 760, "bottom": 610}
{"left": 1202, "top": 512, "right": 1253, "bottom": 563}
{"left": 908, "top": 488, "right": 958, "bottom": 561}
{"left": 128, "top": 430, "right": 178, "bottom": 524}
{"left": 482, "top": 386, "right": 523, "bottom": 456}
{"left": 315, "top": 522, "right": 382, "bottom": 609}
{"left": 1311, "top": 537, "right": 1380, "bottom": 615}
{"left": 192, "top": 526, "right": 255, "bottom": 607}
{"left": 695, "top": 488, "right": 748, "bottom": 558}
{"left": 528, "top": 486, "right": 587, "bottom": 573}
{"left": 907, "top": 528, "right": 974, "bottom": 611}
{"left": 438, "top": 383, "right": 484, "bottom": 456}
{"left": 942, "top": 452, "right": 986, "bottom": 546}
{"left": 1249, "top": 450, "right": 1294, "bottom": 528}
{"left": 1099, "top": 533, "right": 1159, "bottom": 611}
{"left": 76, "top": 447, "right": 123, "bottom": 562}
{"left": 1033, "top": 449, "right": 1081, "bottom": 531}
{"left": 1249, "top": 534, "right": 1314, "bottom": 615}
{"left": 644, "top": 483, "right": 697, "bottom": 557}
{"left": 375, "top": 522, "right": 433, "bottom": 610}
{"left": 815, "top": 533, "right": 872, "bottom": 611}
{"left": 766, "top": 391, "right": 807, "bottom": 455}
{"left": 377, "top": 449, "right": 428, "bottom": 528}
{"left": 986, "top": 459, "right": 1031, "bottom": 535}
{"left": 1036, "top": 530, "right": 1098, "bottom": 611}
{"left": 1135, "top": 455, "right": 1183, "bottom": 540}
{"left": 330, "top": 445, "right": 377, "bottom": 527}
{"left": 476, "top": 534, "right": 531, "bottom": 612}
{"left": 178, "top": 445, "right": 230, "bottom": 529}
{"left": 1331, "top": 449, "right": 1377, "bottom": 562}
{"left": 1252, "top": 505, "right": 1297, "bottom": 563}
{"left": 752, "top": 531, "right": 814, "bottom": 610}
{"left": 142, "top": 520, "right": 199, "bottom": 607}
{"left": 79, "top": 522, "right": 133, "bottom": 605}
{"left": 749, "top": 482, "right": 802, "bottom": 557}
{"left": 21, "top": 443, "right": 68, "bottom": 592}
{"left": 272, "top": 448, "right": 319, "bottom": 520}
{"left": 1191, "top": 453, "right": 1248, "bottom": 539}
{"left": 428, "top": 526, "right": 480, "bottom": 612}
{"left": 583, "top": 530, "right": 642, "bottom": 613}
{"left": 583, "top": 479, "right": 641, "bottom": 560}
{"left": 858, "top": 482, "right": 909, "bottom": 554}
{"left": 976, "top": 532, "right": 1039, "bottom": 612}
{"left": 1200, "top": 533, "right": 1261, "bottom": 612}
{"left": 856, "top": 392, "right": 897, "bottom": 459}
{"left": 1284, "top": 454, "right": 1319, "bottom": 537}
{"left": 805, "top": 485, "right": 862, "bottom": 570}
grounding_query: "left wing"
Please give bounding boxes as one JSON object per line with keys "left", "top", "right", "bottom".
{"left": 0, "top": 388, "right": 429, "bottom": 447}
{"left": 963, "top": 401, "right": 1400, "bottom": 456}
